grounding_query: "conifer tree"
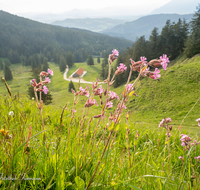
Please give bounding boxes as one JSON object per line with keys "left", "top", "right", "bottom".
{"left": 5, "top": 59, "right": 11, "bottom": 66}
{"left": 68, "top": 80, "right": 76, "bottom": 92}
{"left": 184, "top": 4, "right": 200, "bottom": 57}
{"left": 97, "top": 56, "right": 100, "bottom": 63}
{"left": 42, "top": 57, "right": 49, "bottom": 71}
{"left": 59, "top": 55, "right": 67, "bottom": 72}
{"left": 4, "top": 65, "right": 13, "bottom": 81}
{"left": 66, "top": 51, "right": 74, "bottom": 67}
{"left": 0, "top": 60, "right": 3, "bottom": 70}
{"left": 87, "top": 54, "right": 94, "bottom": 66}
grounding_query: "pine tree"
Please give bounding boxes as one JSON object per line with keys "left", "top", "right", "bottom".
{"left": 184, "top": 4, "right": 200, "bottom": 57}
{"left": 66, "top": 51, "right": 74, "bottom": 67}
{"left": 0, "top": 60, "right": 3, "bottom": 70}
{"left": 87, "top": 54, "right": 94, "bottom": 66}
{"left": 68, "top": 80, "right": 76, "bottom": 92}
{"left": 4, "top": 65, "right": 13, "bottom": 81}
{"left": 59, "top": 55, "right": 67, "bottom": 72}
{"left": 148, "top": 27, "right": 160, "bottom": 60}
{"left": 5, "top": 59, "right": 11, "bottom": 66}
{"left": 97, "top": 56, "right": 100, "bottom": 63}
{"left": 42, "top": 57, "right": 49, "bottom": 71}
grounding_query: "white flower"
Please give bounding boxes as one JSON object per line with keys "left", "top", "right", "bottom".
{"left": 9, "top": 111, "right": 14, "bottom": 116}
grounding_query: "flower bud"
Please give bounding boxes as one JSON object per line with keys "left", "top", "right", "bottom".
{"left": 148, "top": 59, "right": 162, "bottom": 67}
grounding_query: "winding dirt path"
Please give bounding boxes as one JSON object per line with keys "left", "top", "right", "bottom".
{"left": 63, "top": 68, "right": 105, "bottom": 84}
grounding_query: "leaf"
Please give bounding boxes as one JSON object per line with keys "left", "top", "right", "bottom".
{"left": 108, "top": 122, "right": 115, "bottom": 131}
{"left": 122, "top": 89, "right": 126, "bottom": 97}
{"left": 75, "top": 176, "right": 85, "bottom": 190}
{"left": 84, "top": 170, "right": 90, "bottom": 186}
{"left": 45, "top": 173, "right": 56, "bottom": 190}
{"left": 114, "top": 123, "right": 120, "bottom": 131}
{"left": 68, "top": 166, "right": 75, "bottom": 177}
{"left": 128, "top": 91, "right": 135, "bottom": 97}
{"left": 127, "top": 184, "right": 142, "bottom": 190}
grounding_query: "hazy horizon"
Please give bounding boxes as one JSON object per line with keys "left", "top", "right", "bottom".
{"left": 0, "top": 0, "right": 171, "bottom": 15}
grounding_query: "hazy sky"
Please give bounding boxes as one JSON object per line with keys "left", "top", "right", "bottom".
{"left": 0, "top": 0, "right": 171, "bottom": 14}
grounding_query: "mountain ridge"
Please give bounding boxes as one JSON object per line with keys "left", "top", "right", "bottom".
{"left": 101, "top": 13, "right": 193, "bottom": 41}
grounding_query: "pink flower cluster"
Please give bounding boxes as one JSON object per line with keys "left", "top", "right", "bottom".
{"left": 108, "top": 91, "right": 119, "bottom": 101}
{"left": 108, "top": 49, "right": 119, "bottom": 64}
{"left": 194, "top": 156, "right": 200, "bottom": 162}
{"left": 130, "top": 54, "right": 169, "bottom": 80}
{"left": 84, "top": 98, "right": 98, "bottom": 108}
{"left": 75, "top": 86, "right": 90, "bottom": 97}
{"left": 159, "top": 118, "right": 172, "bottom": 127}
{"left": 115, "top": 63, "right": 127, "bottom": 75}
{"left": 180, "top": 134, "right": 192, "bottom": 148}
{"left": 196, "top": 118, "right": 200, "bottom": 126}
{"left": 30, "top": 69, "right": 53, "bottom": 94}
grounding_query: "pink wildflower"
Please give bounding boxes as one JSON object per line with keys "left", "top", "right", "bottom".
{"left": 108, "top": 91, "right": 119, "bottom": 100}
{"left": 196, "top": 118, "right": 200, "bottom": 126}
{"left": 166, "top": 118, "right": 172, "bottom": 123}
{"left": 94, "top": 85, "right": 104, "bottom": 96}
{"left": 79, "top": 87, "right": 90, "bottom": 97}
{"left": 109, "top": 49, "right": 119, "bottom": 64}
{"left": 194, "top": 156, "right": 200, "bottom": 161}
{"left": 44, "top": 77, "right": 51, "bottom": 84}
{"left": 159, "top": 118, "right": 172, "bottom": 127}
{"left": 112, "top": 49, "right": 119, "bottom": 56}
{"left": 179, "top": 156, "right": 184, "bottom": 161}
{"left": 159, "top": 119, "right": 165, "bottom": 127}
{"left": 140, "top": 56, "right": 147, "bottom": 64}
{"left": 180, "top": 134, "right": 192, "bottom": 148}
{"left": 84, "top": 98, "right": 98, "bottom": 107}
{"left": 106, "top": 101, "right": 113, "bottom": 108}
{"left": 47, "top": 69, "right": 54, "bottom": 76}
{"left": 160, "top": 54, "right": 170, "bottom": 70}
{"left": 115, "top": 63, "right": 127, "bottom": 75}
{"left": 30, "top": 79, "right": 37, "bottom": 87}
{"left": 153, "top": 68, "right": 161, "bottom": 79}
{"left": 125, "top": 84, "right": 134, "bottom": 92}
{"left": 72, "top": 109, "right": 77, "bottom": 113}
{"left": 43, "top": 85, "right": 49, "bottom": 94}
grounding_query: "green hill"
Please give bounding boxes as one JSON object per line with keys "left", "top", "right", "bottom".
{"left": 1, "top": 54, "right": 200, "bottom": 132}
{"left": 112, "top": 54, "right": 200, "bottom": 131}
{"left": 0, "top": 10, "right": 132, "bottom": 59}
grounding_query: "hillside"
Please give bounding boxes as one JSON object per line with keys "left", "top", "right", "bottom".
{"left": 51, "top": 18, "right": 126, "bottom": 32}
{"left": 0, "top": 10, "right": 133, "bottom": 59}
{"left": 117, "top": 54, "right": 200, "bottom": 129}
{"left": 1, "top": 53, "right": 200, "bottom": 131}
{"left": 102, "top": 14, "right": 193, "bottom": 41}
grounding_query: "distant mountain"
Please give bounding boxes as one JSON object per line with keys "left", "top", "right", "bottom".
{"left": 0, "top": 10, "right": 133, "bottom": 59}
{"left": 101, "top": 14, "right": 193, "bottom": 41}
{"left": 151, "top": 0, "right": 199, "bottom": 14}
{"left": 51, "top": 18, "right": 126, "bottom": 32}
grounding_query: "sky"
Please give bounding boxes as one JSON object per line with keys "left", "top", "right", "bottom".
{"left": 0, "top": 0, "right": 172, "bottom": 14}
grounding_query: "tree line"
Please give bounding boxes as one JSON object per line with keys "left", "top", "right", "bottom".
{"left": 111, "top": 4, "right": 200, "bottom": 88}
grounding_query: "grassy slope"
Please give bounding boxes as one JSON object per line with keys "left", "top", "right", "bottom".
{"left": 112, "top": 54, "right": 200, "bottom": 135}
{"left": 0, "top": 55, "right": 200, "bottom": 135}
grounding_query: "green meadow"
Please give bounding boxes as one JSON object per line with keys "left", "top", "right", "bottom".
{"left": 0, "top": 55, "right": 200, "bottom": 189}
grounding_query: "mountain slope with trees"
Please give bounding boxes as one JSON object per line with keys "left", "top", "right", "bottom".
{"left": 102, "top": 14, "right": 193, "bottom": 41}
{"left": 0, "top": 10, "right": 132, "bottom": 62}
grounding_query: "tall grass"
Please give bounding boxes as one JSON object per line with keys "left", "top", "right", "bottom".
{"left": 1, "top": 52, "right": 200, "bottom": 189}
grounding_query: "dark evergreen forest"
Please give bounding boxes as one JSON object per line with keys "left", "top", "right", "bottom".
{"left": 0, "top": 10, "right": 132, "bottom": 65}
